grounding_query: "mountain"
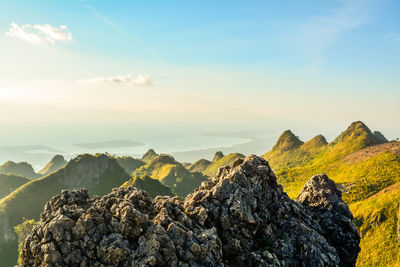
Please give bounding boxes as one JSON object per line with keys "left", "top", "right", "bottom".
{"left": 350, "top": 182, "right": 400, "bottom": 266}
{"left": 0, "top": 161, "right": 39, "bottom": 179}
{"left": 263, "top": 134, "right": 327, "bottom": 170}
{"left": 272, "top": 130, "right": 304, "bottom": 152}
{"left": 0, "top": 174, "right": 30, "bottom": 199}
{"left": 0, "top": 153, "right": 130, "bottom": 266}
{"left": 202, "top": 152, "right": 245, "bottom": 177}
{"left": 301, "top": 134, "right": 328, "bottom": 153}
{"left": 262, "top": 121, "right": 399, "bottom": 266}
{"left": 37, "top": 155, "right": 67, "bottom": 176}
{"left": 122, "top": 174, "right": 174, "bottom": 198}
{"left": 131, "top": 154, "right": 207, "bottom": 197}
{"left": 326, "top": 121, "right": 385, "bottom": 162}
{"left": 141, "top": 149, "right": 158, "bottom": 163}
{"left": 115, "top": 156, "right": 145, "bottom": 174}
{"left": 212, "top": 151, "right": 224, "bottom": 162}
{"left": 373, "top": 131, "right": 389, "bottom": 143}
{"left": 19, "top": 155, "right": 360, "bottom": 266}
{"left": 187, "top": 159, "right": 211, "bottom": 173}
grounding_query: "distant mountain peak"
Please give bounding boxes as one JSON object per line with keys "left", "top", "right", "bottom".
{"left": 301, "top": 134, "right": 328, "bottom": 153}
{"left": 212, "top": 151, "right": 224, "bottom": 162}
{"left": 331, "top": 121, "right": 382, "bottom": 147}
{"left": 373, "top": 131, "right": 388, "bottom": 143}
{"left": 148, "top": 154, "right": 177, "bottom": 166}
{"left": 142, "top": 149, "right": 158, "bottom": 163}
{"left": 0, "top": 160, "right": 39, "bottom": 179}
{"left": 273, "top": 130, "right": 304, "bottom": 152}
{"left": 38, "top": 154, "right": 67, "bottom": 176}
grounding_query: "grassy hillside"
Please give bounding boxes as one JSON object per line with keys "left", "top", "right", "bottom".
{"left": 202, "top": 152, "right": 245, "bottom": 177}
{"left": 37, "top": 154, "right": 67, "bottom": 176}
{"left": 0, "top": 153, "right": 130, "bottom": 266}
{"left": 263, "top": 121, "right": 398, "bottom": 267}
{"left": 0, "top": 161, "right": 39, "bottom": 179}
{"left": 351, "top": 182, "right": 400, "bottom": 266}
{"left": 122, "top": 174, "right": 174, "bottom": 198}
{"left": 116, "top": 156, "right": 145, "bottom": 174}
{"left": 187, "top": 159, "right": 211, "bottom": 173}
{"left": 132, "top": 154, "right": 206, "bottom": 197}
{"left": 263, "top": 134, "right": 327, "bottom": 169}
{"left": 142, "top": 149, "right": 158, "bottom": 163}
{"left": 0, "top": 174, "right": 30, "bottom": 199}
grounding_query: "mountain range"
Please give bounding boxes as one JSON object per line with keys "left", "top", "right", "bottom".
{"left": 0, "top": 120, "right": 398, "bottom": 266}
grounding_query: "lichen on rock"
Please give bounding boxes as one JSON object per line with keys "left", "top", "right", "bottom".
{"left": 20, "top": 155, "right": 360, "bottom": 266}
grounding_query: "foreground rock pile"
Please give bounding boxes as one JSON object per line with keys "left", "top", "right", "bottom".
{"left": 20, "top": 155, "right": 360, "bottom": 266}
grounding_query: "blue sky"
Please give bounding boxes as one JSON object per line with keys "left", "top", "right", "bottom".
{"left": 0, "top": 0, "right": 399, "bottom": 144}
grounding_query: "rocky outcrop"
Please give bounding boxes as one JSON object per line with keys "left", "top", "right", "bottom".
{"left": 20, "top": 155, "right": 360, "bottom": 266}
{"left": 297, "top": 174, "right": 360, "bottom": 266}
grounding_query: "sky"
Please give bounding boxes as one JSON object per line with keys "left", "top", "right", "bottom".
{"left": 0, "top": 0, "right": 399, "bottom": 147}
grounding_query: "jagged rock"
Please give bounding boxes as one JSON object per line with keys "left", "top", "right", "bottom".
{"left": 20, "top": 155, "right": 360, "bottom": 266}
{"left": 297, "top": 174, "right": 360, "bottom": 266}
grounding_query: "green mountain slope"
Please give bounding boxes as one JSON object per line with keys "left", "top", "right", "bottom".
{"left": 263, "top": 133, "right": 327, "bottom": 169}
{"left": 262, "top": 121, "right": 397, "bottom": 267}
{"left": 202, "top": 152, "right": 245, "bottom": 177}
{"left": 116, "top": 156, "right": 145, "bottom": 174}
{"left": 187, "top": 159, "right": 211, "bottom": 173}
{"left": 37, "top": 154, "right": 67, "bottom": 176}
{"left": 141, "top": 149, "right": 158, "bottom": 163}
{"left": 351, "top": 182, "right": 400, "bottom": 266}
{"left": 122, "top": 175, "right": 174, "bottom": 198}
{"left": 0, "top": 161, "right": 39, "bottom": 179}
{"left": 0, "top": 174, "right": 30, "bottom": 199}
{"left": 0, "top": 153, "right": 130, "bottom": 266}
{"left": 132, "top": 154, "right": 207, "bottom": 197}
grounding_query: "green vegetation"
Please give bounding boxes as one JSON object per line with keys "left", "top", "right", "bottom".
{"left": 116, "top": 156, "right": 145, "bottom": 174}
{"left": 14, "top": 218, "right": 37, "bottom": 265}
{"left": 0, "top": 161, "right": 39, "bottom": 179}
{"left": 212, "top": 151, "right": 224, "bottom": 162}
{"left": 131, "top": 154, "right": 207, "bottom": 197}
{"left": 0, "top": 174, "right": 30, "bottom": 199}
{"left": 202, "top": 152, "right": 245, "bottom": 177}
{"left": 38, "top": 154, "right": 67, "bottom": 176}
{"left": 187, "top": 159, "right": 211, "bottom": 173}
{"left": 0, "top": 153, "right": 130, "bottom": 266}
{"left": 351, "top": 183, "right": 400, "bottom": 266}
{"left": 141, "top": 149, "right": 159, "bottom": 163}
{"left": 263, "top": 134, "right": 327, "bottom": 170}
{"left": 263, "top": 121, "right": 398, "bottom": 267}
{"left": 122, "top": 174, "right": 174, "bottom": 198}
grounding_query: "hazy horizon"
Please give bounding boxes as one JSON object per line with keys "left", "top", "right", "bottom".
{"left": 1, "top": 0, "right": 399, "bottom": 160}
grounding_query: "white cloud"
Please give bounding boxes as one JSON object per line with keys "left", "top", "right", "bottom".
{"left": 5, "top": 23, "right": 72, "bottom": 44}
{"left": 79, "top": 74, "right": 152, "bottom": 86}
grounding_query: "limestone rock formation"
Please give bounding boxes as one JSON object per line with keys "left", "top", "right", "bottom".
{"left": 20, "top": 155, "right": 360, "bottom": 266}
{"left": 297, "top": 174, "right": 360, "bottom": 266}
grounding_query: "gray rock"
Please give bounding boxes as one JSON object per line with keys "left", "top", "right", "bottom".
{"left": 20, "top": 155, "right": 360, "bottom": 266}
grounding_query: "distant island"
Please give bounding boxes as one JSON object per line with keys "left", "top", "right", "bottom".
{"left": 73, "top": 140, "right": 144, "bottom": 149}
